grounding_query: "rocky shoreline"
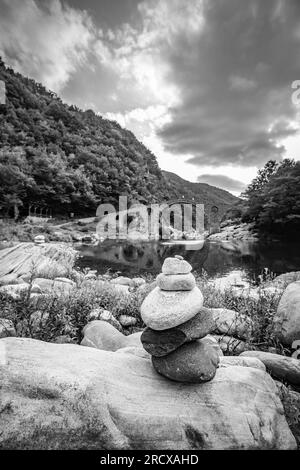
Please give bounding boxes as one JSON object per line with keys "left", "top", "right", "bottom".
{"left": 0, "top": 244, "right": 300, "bottom": 449}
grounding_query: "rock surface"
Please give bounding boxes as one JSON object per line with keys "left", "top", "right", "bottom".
{"left": 219, "top": 356, "right": 266, "bottom": 371}
{"left": 0, "top": 243, "right": 76, "bottom": 282}
{"left": 152, "top": 339, "right": 220, "bottom": 383}
{"left": 33, "top": 278, "right": 75, "bottom": 296}
{"left": 0, "top": 283, "right": 30, "bottom": 299}
{"left": 0, "top": 337, "right": 295, "bottom": 449}
{"left": 87, "top": 309, "right": 122, "bottom": 330}
{"left": 271, "top": 272, "right": 300, "bottom": 289}
{"left": 141, "top": 307, "right": 214, "bottom": 356}
{"left": 161, "top": 257, "right": 192, "bottom": 275}
{"left": 211, "top": 308, "right": 253, "bottom": 340}
{"left": 156, "top": 273, "right": 196, "bottom": 291}
{"left": 273, "top": 281, "right": 300, "bottom": 346}
{"left": 141, "top": 286, "right": 204, "bottom": 330}
{"left": 81, "top": 320, "right": 142, "bottom": 351}
{"left": 118, "top": 315, "right": 137, "bottom": 327}
{"left": 240, "top": 351, "right": 300, "bottom": 387}
{"left": 111, "top": 276, "right": 132, "bottom": 286}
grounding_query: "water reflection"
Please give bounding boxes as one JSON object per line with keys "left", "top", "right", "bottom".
{"left": 76, "top": 238, "right": 300, "bottom": 283}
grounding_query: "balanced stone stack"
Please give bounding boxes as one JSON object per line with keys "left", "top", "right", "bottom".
{"left": 140, "top": 256, "right": 220, "bottom": 383}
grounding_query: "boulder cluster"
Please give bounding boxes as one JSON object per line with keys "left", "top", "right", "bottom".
{"left": 140, "top": 256, "right": 220, "bottom": 383}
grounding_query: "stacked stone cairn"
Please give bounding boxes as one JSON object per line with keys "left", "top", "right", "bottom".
{"left": 140, "top": 256, "right": 220, "bottom": 383}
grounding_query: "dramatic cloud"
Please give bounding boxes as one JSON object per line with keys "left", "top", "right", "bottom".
{"left": 197, "top": 174, "right": 246, "bottom": 194}
{"left": 1, "top": 0, "right": 300, "bottom": 192}
{"left": 0, "top": 0, "right": 94, "bottom": 91}
{"left": 158, "top": 0, "right": 300, "bottom": 168}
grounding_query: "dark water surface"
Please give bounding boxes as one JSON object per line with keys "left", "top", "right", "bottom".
{"left": 76, "top": 238, "right": 300, "bottom": 284}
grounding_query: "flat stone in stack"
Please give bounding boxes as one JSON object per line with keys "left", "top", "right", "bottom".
{"left": 141, "top": 307, "right": 214, "bottom": 356}
{"left": 140, "top": 256, "right": 219, "bottom": 383}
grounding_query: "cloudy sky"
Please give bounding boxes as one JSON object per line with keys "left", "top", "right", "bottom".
{"left": 1, "top": 0, "right": 300, "bottom": 195}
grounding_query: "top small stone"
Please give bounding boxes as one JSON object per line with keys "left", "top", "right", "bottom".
{"left": 162, "top": 257, "right": 192, "bottom": 275}
{"left": 174, "top": 255, "right": 183, "bottom": 260}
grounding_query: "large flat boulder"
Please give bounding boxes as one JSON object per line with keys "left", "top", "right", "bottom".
{"left": 0, "top": 243, "right": 76, "bottom": 282}
{"left": 273, "top": 281, "right": 300, "bottom": 346}
{"left": 0, "top": 338, "right": 296, "bottom": 450}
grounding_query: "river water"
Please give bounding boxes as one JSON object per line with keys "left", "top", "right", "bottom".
{"left": 76, "top": 238, "right": 300, "bottom": 286}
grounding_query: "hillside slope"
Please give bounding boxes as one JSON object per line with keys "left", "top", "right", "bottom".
{"left": 0, "top": 58, "right": 168, "bottom": 217}
{"left": 163, "top": 171, "right": 240, "bottom": 218}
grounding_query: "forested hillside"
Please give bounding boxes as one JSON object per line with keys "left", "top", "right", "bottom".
{"left": 0, "top": 58, "right": 239, "bottom": 220}
{"left": 0, "top": 58, "right": 169, "bottom": 218}
{"left": 163, "top": 171, "right": 240, "bottom": 219}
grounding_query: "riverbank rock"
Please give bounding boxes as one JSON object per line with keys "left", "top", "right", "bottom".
{"left": 240, "top": 351, "right": 300, "bottom": 387}
{"left": 141, "top": 286, "right": 204, "bottom": 330}
{"left": 0, "top": 243, "right": 76, "bottom": 282}
{"left": 0, "top": 319, "right": 16, "bottom": 338}
{"left": 0, "top": 283, "right": 30, "bottom": 299}
{"left": 0, "top": 337, "right": 296, "bottom": 449}
{"left": 81, "top": 320, "right": 142, "bottom": 352}
{"left": 211, "top": 308, "right": 253, "bottom": 340}
{"left": 141, "top": 307, "right": 214, "bottom": 357}
{"left": 152, "top": 339, "right": 220, "bottom": 383}
{"left": 33, "top": 278, "right": 75, "bottom": 296}
{"left": 111, "top": 276, "right": 132, "bottom": 286}
{"left": 118, "top": 315, "right": 137, "bottom": 327}
{"left": 87, "top": 309, "right": 122, "bottom": 330}
{"left": 161, "top": 257, "right": 192, "bottom": 275}
{"left": 156, "top": 273, "right": 196, "bottom": 291}
{"left": 273, "top": 281, "right": 300, "bottom": 346}
{"left": 271, "top": 272, "right": 300, "bottom": 289}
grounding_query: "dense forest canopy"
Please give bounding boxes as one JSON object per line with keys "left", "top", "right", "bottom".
{"left": 0, "top": 58, "right": 239, "bottom": 220}
{"left": 242, "top": 159, "right": 300, "bottom": 239}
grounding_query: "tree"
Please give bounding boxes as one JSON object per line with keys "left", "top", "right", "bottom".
{"left": 241, "top": 160, "right": 279, "bottom": 222}
{"left": 242, "top": 159, "right": 300, "bottom": 239}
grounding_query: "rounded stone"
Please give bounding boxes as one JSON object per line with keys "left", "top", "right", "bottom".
{"left": 140, "top": 286, "right": 204, "bottom": 330}
{"left": 161, "top": 257, "right": 192, "bottom": 275}
{"left": 141, "top": 307, "right": 214, "bottom": 356}
{"left": 156, "top": 273, "right": 196, "bottom": 291}
{"left": 152, "top": 339, "right": 220, "bottom": 383}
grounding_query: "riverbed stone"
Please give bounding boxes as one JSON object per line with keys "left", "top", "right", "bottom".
{"left": 211, "top": 308, "right": 253, "bottom": 340}
{"left": 240, "top": 350, "right": 300, "bottom": 387}
{"left": 152, "top": 339, "right": 220, "bottom": 383}
{"left": 118, "top": 315, "right": 137, "bottom": 327}
{"left": 273, "top": 281, "right": 300, "bottom": 346}
{"left": 111, "top": 276, "right": 132, "bottom": 286}
{"left": 81, "top": 320, "right": 142, "bottom": 351}
{"left": 141, "top": 307, "right": 214, "bottom": 356}
{"left": 141, "top": 286, "right": 204, "bottom": 330}
{"left": 33, "top": 278, "right": 75, "bottom": 296}
{"left": 161, "top": 257, "right": 192, "bottom": 275}
{"left": 156, "top": 273, "right": 196, "bottom": 291}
